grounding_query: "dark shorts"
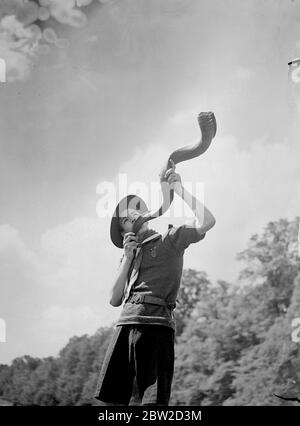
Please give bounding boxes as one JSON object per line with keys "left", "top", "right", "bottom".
{"left": 94, "top": 324, "right": 175, "bottom": 406}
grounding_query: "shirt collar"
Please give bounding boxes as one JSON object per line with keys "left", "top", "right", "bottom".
{"left": 137, "top": 229, "right": 161, "bottom": 246}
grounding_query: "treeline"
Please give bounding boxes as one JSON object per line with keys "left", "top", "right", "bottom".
{"left": 0, "top": 218, "right": 299, "bottom": 405}
{"left": 0, "top": 327, "right": 115, "bottom": 406}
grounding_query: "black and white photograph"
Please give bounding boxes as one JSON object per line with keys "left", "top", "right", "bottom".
{"left": 0, "top": 0, "right": 299, "bottom": 411}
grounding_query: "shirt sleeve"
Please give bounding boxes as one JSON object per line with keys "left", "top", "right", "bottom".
{"left": 167, "top": 224, "right": 206, "bottom": 253}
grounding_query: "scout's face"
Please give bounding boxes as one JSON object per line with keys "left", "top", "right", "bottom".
{"left": 119, "top": 208, "right": 149, "bottom": 238}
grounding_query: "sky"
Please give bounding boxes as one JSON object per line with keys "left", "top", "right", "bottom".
{"left": 0, "top": 0, "right": 300, "bottom": 365}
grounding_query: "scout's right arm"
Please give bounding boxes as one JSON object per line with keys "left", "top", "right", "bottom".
{"left": 109, "top": 233, "right": 137, "bottom": 307}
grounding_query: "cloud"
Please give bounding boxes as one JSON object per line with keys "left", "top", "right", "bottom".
{"left": 36, "top": 305, "right": 103, "bottom": 352}
{"left": 0, "top": 217, "right": 122, "bottom": 364}
{"left": 42, "top": 27, "right": 69, "bottom": 49}
{"left": 0, "top": 224, "right": 39, "bottom": 283}
{"left": 0, "top": 0, "right": 95, "bottom": 28}
{"left": 0, "top": 15, "right": 41, "bottom": 81}
{"left": 0, "top": 1, "right": 39, "bottom": 26}
{"left": 236, "top": 67, "right": 253, "bottom": 81}
{"left": 0, "top": 0, "right": 113, "bottom": 81}
{"left": 40, "top": 217, "right": 114, "bottom": 294}
{"left": 0, "top": 224, "right": 43, "bottom": 362}
{"left": 288, "top": 66, "right": 300, "bottom": 124}
{"left": 42, "top": 0, "right": 87, "bottom": 28}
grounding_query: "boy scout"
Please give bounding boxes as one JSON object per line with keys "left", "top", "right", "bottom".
{"left": 94, "top": 115, "right": 216, "bottom": 406}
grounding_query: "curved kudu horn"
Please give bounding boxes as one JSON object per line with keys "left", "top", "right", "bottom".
{"left": 132, "top": 112, "right": 217, "bottom": 234}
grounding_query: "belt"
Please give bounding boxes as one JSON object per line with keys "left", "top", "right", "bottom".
{"left": 126, "top": 293, "right": 176, "bottom": 310}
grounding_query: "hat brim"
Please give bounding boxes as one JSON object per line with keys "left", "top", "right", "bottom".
{"left": 110, "top": 194, "right": 149, "bottom": 248}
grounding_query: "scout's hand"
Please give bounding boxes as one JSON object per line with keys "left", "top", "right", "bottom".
{"left": 123, "top": 232, "right": 138, "bottom": 261}
{"left": 159, "top": 158, "right": 176, "bottom": 183}
{"left": 164, "top": 169, "right": 183, "bottom": 193}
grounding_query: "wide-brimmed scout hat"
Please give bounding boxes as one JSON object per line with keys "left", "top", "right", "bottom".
{"left": 110, "top": 194, "right": 149, "bottom": 248}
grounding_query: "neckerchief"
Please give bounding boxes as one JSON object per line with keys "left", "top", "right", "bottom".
{"left": 122, "top": 229, "right": 161, "bottom": 304}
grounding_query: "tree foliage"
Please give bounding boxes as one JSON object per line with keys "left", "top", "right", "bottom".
{"left": 170, "top": 217, "right": 300, "bottom": 405}
{"left": 0, "top": 327, "right": 114, "bottom": 406}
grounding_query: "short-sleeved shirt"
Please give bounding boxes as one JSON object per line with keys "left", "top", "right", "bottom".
{"left": 115, "top": 225, "right": 205, "bottom": 332}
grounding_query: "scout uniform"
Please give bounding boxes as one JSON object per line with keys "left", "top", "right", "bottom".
{"left": 94, "top": 195, "right": 205, "bottom": 406}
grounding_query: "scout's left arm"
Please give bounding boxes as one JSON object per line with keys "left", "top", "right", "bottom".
{"left": 166, "top": 172, "right": 216, "bottom": 234}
